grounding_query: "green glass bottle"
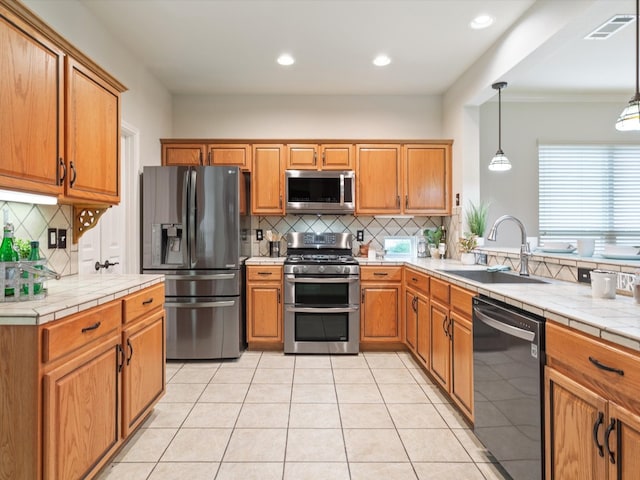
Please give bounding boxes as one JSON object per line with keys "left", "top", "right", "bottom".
{"left": 23, "top": 240, "right": 42, "bottom": 295}
{"left": 0, "top": 224, "right": 19, "bottom": 297}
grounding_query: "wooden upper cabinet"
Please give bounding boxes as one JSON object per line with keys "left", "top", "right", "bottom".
{"left": 252, "top": 144, "right": 285, "bottom": 214}
{"left": 0, "top": 7, "right": 64, "bottom": 197}
{"left": 356, "top": 144, "right": 401, "bottom": 214}
{"left": 287, "top": 144, "right": 353, "bottom": 170}
{"left": 208, "top": 144, "right": 251, "bottom": 170}
{"left": 404, "top": 144, "right": 451, "bottom": 215}
{"left": 321, "top": 144, "right": 353, "bottom": 170}
{"left": 287, "top": 144, "right": 318, "bottom": 169}
{"left": 162, "top": 143, "right": 205, "bottom": 166}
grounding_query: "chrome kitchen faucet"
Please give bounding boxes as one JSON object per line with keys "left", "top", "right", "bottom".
{"left": 487, "top": 215, "right": 531, "bottom": 276}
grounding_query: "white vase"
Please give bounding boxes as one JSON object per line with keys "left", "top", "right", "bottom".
{"left": 475, "top": 237, "right": 485, "bottom": 247}
{"left": 460, "top": 252, "right": 476, "bottom": 265}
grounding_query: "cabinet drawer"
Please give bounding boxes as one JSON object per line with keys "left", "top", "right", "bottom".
{"left": 43, "top": 301, "right": 122, "bottom": 363}
{"left": 547, "top": 322, "right": 640, "bottom": 407}
{"left": 405, "top": 268, "right": 429, "bottom": 295}
{"left": 123, "top": 283, "right": 165, "bottom": 324}
{"left": 450, "top": 285, "right": 474, "bottom": 318}
{"left": 247, "top": 265, "right": 283, "bottom": 281}
{"left": 430, "top": 277, "right": 450, "bottom": 304}
{"left": 361, "top": 266, "right": 403, "bottom": 282}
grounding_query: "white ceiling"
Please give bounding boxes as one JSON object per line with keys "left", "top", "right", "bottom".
{"left": 79, "top": 0, "right": 637, "bottom": 98}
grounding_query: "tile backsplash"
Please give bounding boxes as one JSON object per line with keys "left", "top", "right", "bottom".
{"left": 0, "top": 201, "right": 75, "bottom": 277}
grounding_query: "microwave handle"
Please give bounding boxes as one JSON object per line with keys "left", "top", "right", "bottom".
{"left": 340, "top": 173, "right": 344, "bottom": 206}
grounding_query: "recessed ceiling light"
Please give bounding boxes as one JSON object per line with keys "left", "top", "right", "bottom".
{"left": 470, "top": 14, "right": 494, "bottom": 29}
{"left": 373, "top": 54, "right": 391, "bottom": 67}
{"left": 277, "top": 54, "right": 295, "bottom": 66}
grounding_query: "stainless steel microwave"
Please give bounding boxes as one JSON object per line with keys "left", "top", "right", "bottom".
{"left": 285, "top": 170, "right": 355, "bottom": 214}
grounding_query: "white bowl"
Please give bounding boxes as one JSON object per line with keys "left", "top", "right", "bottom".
{"left": 602, "top": 245, "right": 640, "bottom": 256}
{"left": 542, "top": 241, "right": 574, "bottom": 250}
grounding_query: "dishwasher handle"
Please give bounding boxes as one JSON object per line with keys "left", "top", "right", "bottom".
{"left": 473, "top": 306, "right": 536, "bottom": 342}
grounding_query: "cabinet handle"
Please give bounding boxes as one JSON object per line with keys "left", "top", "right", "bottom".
{"left": 396, "top": 195, "right": 400, "bottom": 208}
{"left": 117, "top": 344, "right": 125, "bottom": 373}
{"left": 442, "top": 317, "right": 448, "bottom": 337}
{"left": 279, "top": 196, "right": 283, "bottom": 209}
{"left": 81, "top": 321, "right": 101, "bottom": 333}
{"left": 588, "top": 356, "right": 625, "bottom": 376}
{"left": 362, "top": 290, "right": 365, "bottom": 302}
{"left": 277, "top": 288, "right": 281, "bottom": 304}
{"left": 322, "top": 151, "right": 326, "bottom": 166}
{"left": 604, "top": 418, "right": 616, "bottom": 465}
{"left": 126, "top": 338, "right": 134, "bottom": 365}
{"left": 373, "top": 272, "right": 388, "bottom": 276}
{"left": 314, "top": 151, "right": 317, "bottom": 166}
{"left": 58, "top": 157, "right": 66, "bottom": 185}
{"left": 142, "top": 298, "right": 154, "bottom": 305}
{"left": 405, "top": 195, "right": 409, "bottom": 209}
{"left": 70, "top": 161, "right": 77, "bottom": 187}
{"left": 203, "top": 151, "right": 207, "bottom": 165}
{"left": 448, "top": 319, "right": 453, "bottom": 339}
{"left": 257, "top": 271, "right": 273, "bottom": 276}
{"left": 412, "top": 277, "right": 418, "bottom": 282}
{"left": 593, "top": 411, "right": 605, "bottom": 458}
{"left": 412, "top": 296, "right": 417, "bottom": 312}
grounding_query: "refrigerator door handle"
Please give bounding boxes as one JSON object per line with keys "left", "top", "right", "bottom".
{"left": 188, "top": 168, "right": 198, "bottom": 267}
{"left": 181, "top": 168, "right": 190, "bottom": 267}
{"left": 165, "top": 300, "right": 236, "bottom": 309}
{"left": 165, "top": 273, "right": 236, "bottom": 281}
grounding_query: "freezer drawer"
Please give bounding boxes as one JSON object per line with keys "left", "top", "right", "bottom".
{"left": 159, "top": 270, "right": 240, "bottom": 297}
{"left": 165, "top": 297, "right": 242, "bottom": 359}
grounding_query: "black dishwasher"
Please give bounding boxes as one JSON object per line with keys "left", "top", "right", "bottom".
{"left": 473, "top": 295, "right": 546, "bottom": 480}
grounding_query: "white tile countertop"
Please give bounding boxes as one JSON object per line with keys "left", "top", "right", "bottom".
{"left": 247, "top": 255, "right": 640, "bottom": 351}
{"left": 0, "top": 274, "right": 164, "bottom": 326}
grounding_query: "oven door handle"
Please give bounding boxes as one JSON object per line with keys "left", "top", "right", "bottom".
{"left": 473, "top": 307, "right": 536, "bottom": 342}
{"left": 285, "top": 306, "right": 359, "bottom": 313}
{"left": 285, "top": 275, "right": 359, "bottom": 284}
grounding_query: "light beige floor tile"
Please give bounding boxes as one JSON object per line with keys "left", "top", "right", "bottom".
{"left": 252, "top": 368, "right": 294, "bottom": 384}
{"left": 349, "top": 462, "right": 418, "bottom": 480}
{"left": 159, "top": 383, "right": 205, "bottom": 403}
{"left": 397, "top": 352, "right": 422, "bottom": 369}
{"left": 258, "top": 355, "right": 296, "bottom": 369}
{"left": 284, "top": 462, "right": 350, "bottom": 480}
{"left": 211, "top": 368, "right": 256, "bottom": 384}
{"left": 148, "top": 462, "right": 219, "bottom": 480}
{"left": 408, "top": 367, "right": 434, "bottom": 385}
{"left": 216, "top": 462, "right": 284, "bottom": 480}
{"left": 378, "top": 383, "right": 429, "bottom": 403}
{"left": 331, "top": 355, "right": 369, "bottom": 369}
{"left": 294, "top": 355, "right": 332, "bottom": 369}
{"left": 398, "top": 428, "right": 472, "bottom": 462}
{"left": 179, "top": 360, "right": 223, "bottom": 369}
{"left": 289, "top": 403, "right": 341, "bottom": 428}
{"left": 434, "top": 403, "right": 470, "bottom": 429}
{"left": 421, "top": 383, "right": 450, "bottom": 404}
{"left": 371, "top": 367, "right": 417, "bottom": 384}
{"left": 332, "top": 368, "right": 375, "bottom": 384}
{"left": 168, "top": 367, "right": 217, "bottom": 384}
{"left": 236, "top": 403, "right": 290, "bottom": 428}
{"left": 199, "top": 383, "right": 249, "bottom": 403}
{"left": 414, "top": 462, "right": 485, "bottom": 480}
{"left": 364, "top": 354, "right": 406, "bottom": 369}
{"left": 219, "top": 353, "right": 261, "bottom": 369}
{"left": 245, "top": 383, "right": 292, "bottom": 403}
{"left": 286, "top": 428, "right": 346, "bottom": 461}
{"left": 343, "top": 428, "right": 409, "bottom": 462}
{"left": 141, "top": 402, "right": 193, "bottom": 429}
{"left": 115, "top": 428, "right": 177, "bottom": 462}
{"left": 335, "top": 384, "right": 383, "bottom": 404}
{"left": 294, "top": 368, "right": 334, "bottom": 384}
{"left": 161, "top": 428, "right": 232, "bottom": 462}
{"left": 96, "top": 462, "right": 155, "bottom": 480}
{"left": 182, "top": 403, "right": 241, "bottom": 428}
{"left": 223, "top": 428, "right": 287, "bottom": 462}
{"left": 387, "top": 403, "right": 448, "bottom": 429}
{"left": 339, "top": 403, "right": 394, "bottom": 428}
{"left": 475, "top": 462, "right": 509, "bottom": 479}
{"left": 291, "top": 384, "right": 337, "bottom": 403}
{"left": 452, "top": 428, "right": 494, "bottom": 463}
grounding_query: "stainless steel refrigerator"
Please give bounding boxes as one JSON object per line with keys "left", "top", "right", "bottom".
{"left": 141, "top": 166, "right": 249, "bottom": 359}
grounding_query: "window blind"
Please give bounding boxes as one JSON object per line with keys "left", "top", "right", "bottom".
{"left": 538, "top": 144, "right": 640, "bottom": 249}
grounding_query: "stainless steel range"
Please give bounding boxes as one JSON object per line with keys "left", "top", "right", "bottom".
{"left": 284, "top": 232, "right": 360, "bottom": 354}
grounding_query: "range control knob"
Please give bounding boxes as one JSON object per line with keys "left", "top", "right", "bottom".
{"left": 319, "top": 265, "right": 325, "bottom": 273}
{"left": 292, "top": 266, "right": 299, "bottom": 274}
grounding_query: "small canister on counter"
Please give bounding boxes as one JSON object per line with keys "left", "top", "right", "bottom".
{"left": 269, "top": 241, "right": 280, "bottom": 258}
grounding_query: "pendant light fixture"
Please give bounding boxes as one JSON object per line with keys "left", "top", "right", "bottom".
{"left": 616, "top": 0, "right": 640, "bottom": 131}
{"left": 488, "top": 81, "right": 512, "bottom": 171}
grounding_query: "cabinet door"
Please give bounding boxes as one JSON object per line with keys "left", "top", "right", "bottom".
{"left": 404, "top": 145, "right": 450, "bottom": 214}
{"left": 361, "top": 285, "right": 401, "bottom": 341}
{"left": 208, "top": 144, "right": 250, "bottom": 170}
{"left": 429, "top": 300, "right": 450, "bottom": 390}
{"left": 65, "top": 57, "right": 120, "bottom": 204}
{"left": 545, "top": 367, "right": 608, "bottom": 480}
{"left": 416, "top": 295, "right": 430, "bottom": 367}
{"left": 609, "top": 402, "right": 640, "bottom": 480}
{"left": 405, "top": 290, "right": 417, "bottom": 351}
{"left": 162, "top": 143, "right": 204, "bottom": 166}
{"left": 356, "top": 145, "right": 401, "bottom": 214}
{"left": 287, "top": 144, "right": 318, "bottom": 170}
{"left": 122, "top": 310, "right": 165, "bottom": 437}
{"left": 43, "top": 334, "right": 121, "bottom": 480}
{"left": 252, "top": 144, "right": 285, "bottom": 214}
{"left": 247, "top": 283, "right": 282, "bottom": 341}
{"left": 0, "top": 11, "right": 64, "bottom": 196}
{"left": 451, "top": 312, "right": 473, "bottom": 420}
{"left": 321, "top": 144, "right": 353, "bottom": 170}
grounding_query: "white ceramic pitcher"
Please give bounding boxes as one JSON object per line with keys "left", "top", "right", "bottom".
{"left": 590, "top": 270, "right": 617, "bottom": 299}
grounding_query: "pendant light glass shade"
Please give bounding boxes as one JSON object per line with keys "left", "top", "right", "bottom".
{"left": 616, "top": 0, "right": 640, "bottom": 131}
{"left": 489, "top": 81, "right": 512, "bottom": 172}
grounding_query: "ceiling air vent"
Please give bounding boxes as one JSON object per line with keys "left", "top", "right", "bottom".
{"left": 585, "top": 14, "right": 635, "bottom": 40}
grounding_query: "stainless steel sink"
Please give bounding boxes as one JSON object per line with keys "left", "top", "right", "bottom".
{"left": 438, "top": 269, "right": 548, "bottom": 284}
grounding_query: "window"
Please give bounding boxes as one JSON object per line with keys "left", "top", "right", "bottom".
{"left": 538, "top": 143, "right": 640, "bottom": 250}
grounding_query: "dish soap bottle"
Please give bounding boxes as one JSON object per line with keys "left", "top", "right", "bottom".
{"left": 0, "top": 222, "right": 19, "bottom": 297}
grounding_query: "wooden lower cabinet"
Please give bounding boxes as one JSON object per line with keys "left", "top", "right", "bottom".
{"left": 429, "top": 298, "right": 451, "bottom": 389}
{"left": 609, "top": 402, "right": 640, "bottom": 479}
{"left": 246, "top": 265, "right": 283, "bottom": 347}
{"left": 360, "top": 266, "right": 402, "bottom": 344}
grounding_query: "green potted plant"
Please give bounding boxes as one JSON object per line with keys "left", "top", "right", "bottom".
{"left": 465, "top": 200, "right": 489, "bottom": 245}
{"left": 424, "top": 227, "right": 443, "bottom": 258}
{"left": 458, "top": 233, "right": 478, "bottom": 265}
